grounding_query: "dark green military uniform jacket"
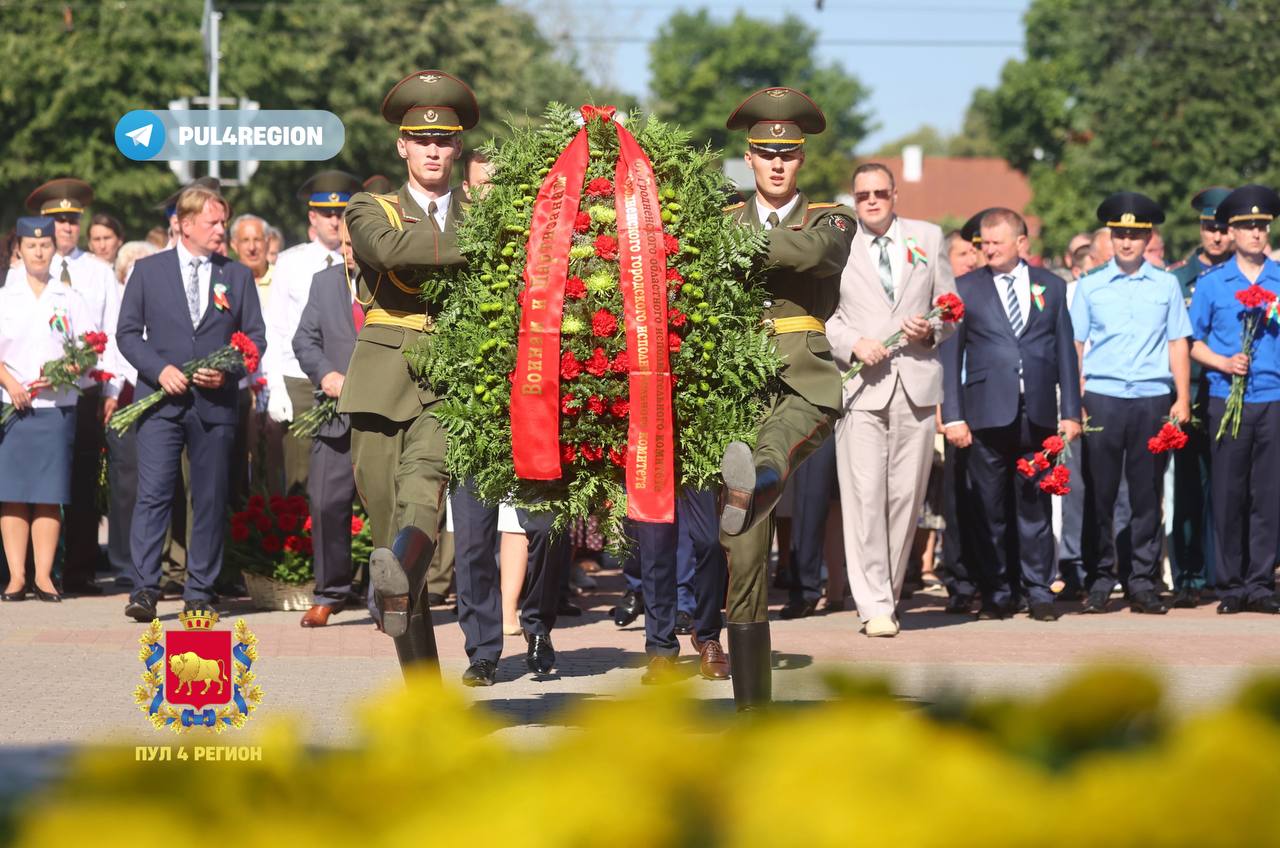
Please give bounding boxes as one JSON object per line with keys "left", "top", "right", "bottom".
{"left": 338, "top": 185, "right": 467, "bottom": 422}
{"left": 726, "top": 192, "right": 856, "bottom": 410}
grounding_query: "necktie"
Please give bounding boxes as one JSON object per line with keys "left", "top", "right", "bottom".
{"left": 765, "top": 211, "right": 780, "bottom": 230}
{"left": 325, "top": 254, "right": 334, "bottom": 269}
{"left": 186, "top": 258, "right": 202, "bottom": 326}
{"left": 873, "top": 235, "right": 894, "bottom": 301}
{"left": 351, "top": 300, "right": 364, "bottom": 332}
{"left": 59, "top": 258, "right": 72, "bottom": 285}
{"left": 1003, "top": 274, "right": 1024, "bottom": 335}
{"left": 427, "top": 201, "right": 440, "bottom": 233}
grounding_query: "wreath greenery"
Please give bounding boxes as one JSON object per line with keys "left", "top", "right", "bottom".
{"left": 406, "top": 104, "right": 779, "bottom": 541}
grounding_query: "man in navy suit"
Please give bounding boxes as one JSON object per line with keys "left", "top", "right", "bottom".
{"left": 940, "top": 208, "right": 1081, "bottom": 620}
{"left": 116, "top": 185, "right": 267, "bottom": 620}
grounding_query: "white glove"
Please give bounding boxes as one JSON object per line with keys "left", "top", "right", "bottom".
{"left": 266, "top": 378, "right": 294, "bottom": 423}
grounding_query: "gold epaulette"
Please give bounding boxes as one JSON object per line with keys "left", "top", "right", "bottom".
{"left": 722, "top": 201, "right": 745, "bottom": 212}
{"left": 370, "top": 192, "right": 400, "bottom": 204}
{"left": 807, "top": 202, "right": 838, "bottom": 209}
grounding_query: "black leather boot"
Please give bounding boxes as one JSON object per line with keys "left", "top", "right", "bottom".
{"left": 719, "top": 441, "right": 783, "bottom": 536}
{"left": 370, "top": 527, "right": 438, "bottom": 672}
{"left": 726, "top": 621, "right": 772, "bottom": 711}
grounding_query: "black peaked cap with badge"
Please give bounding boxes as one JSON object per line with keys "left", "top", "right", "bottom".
{"left": 1191, "top": 186, "right": 1233, "bottom": 224}
{"left": 961, "top": 208, "right": 999, "bottom": 246}
{"left": 297, "top": 170, "right": 363, "bottom": 208}
{"left": 1215, "top": 184, "right": 1280, "bottom": 225}
{"left": 381, "top": 70, "right": 479, "bottom": 138}
{"left": 26, "top": 178, "right": 94, "bottom": 216}
{"left": 726, "top": 87, "right": 826, "bottom": 153}
{"left": 1096, "top": 191, "right": 1165, "bottom": 228}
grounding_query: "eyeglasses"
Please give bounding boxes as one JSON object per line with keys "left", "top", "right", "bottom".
{"left": 853, "top": 189, "right": 892, "bottom": 203}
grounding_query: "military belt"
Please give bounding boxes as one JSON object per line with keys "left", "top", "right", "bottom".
{"left": 364, "top": 308, "right": 434, "bottom": 332}
{"left": 763, "top": 316, "right": 825, "bottom": 335}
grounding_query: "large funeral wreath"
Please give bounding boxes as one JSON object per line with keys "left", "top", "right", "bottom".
{"left": 407, "top": 104, "right": 780, "bottom": 540}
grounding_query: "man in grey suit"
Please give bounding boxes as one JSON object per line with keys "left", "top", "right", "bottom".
{"left": 827, "top": 163, "right": 957, "bottom": 637}
{"left": 292, "top": 220, "right": 360, "bottom": 627}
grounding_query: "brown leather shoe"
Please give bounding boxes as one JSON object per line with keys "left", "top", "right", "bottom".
{"left": 300, "top": 604, "right": 337, "bottom": 628}
{"left": 698, "top": 639, "right": 730, "bottom": 680}
{"left": 641, "top": 655, "right": 678, "bottom": 685}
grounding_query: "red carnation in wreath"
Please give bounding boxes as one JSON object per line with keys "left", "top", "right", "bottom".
{"left": 594, "top": 234, "right": 619, "bottom": 261}
{"left": 561, "top": 392, "right": 579, "bottom": 416}
{"left": 610, "top": 397, "right": 629, "bottom": 417}
{"left": 587, "top": 395, "right": 606, "bottom": 415}
{"left": 608, "top": 446, "right": 626, "bottom": 467}
{"left": 574, "top": 212, "right": 592, "bottom": 234}
{"left": 585, "top": 177, "right": 614, "bottom": 197}
{"left": 668, "top": 308, "right": 687, "bottom": 328}
{"left": 580, "top": 443, "right": 604, "bottom": 462}
{"left": 560, "top": 350, "right": 583, "bottom": 380}
{"left": 668, "top": 333, "right": 682, "bottom": 353}
{"left": 591, "top": 309, "right": 618, "bottom": 337}
{"left": 560, "top": 443, "right": 577, "bottom": 464}
{"left": 609, "top": 349, "right": 630, "bottom": 374}
{"left": 564, "top": 275, "right": 587, "bottom": 299}
{"left": 585, "top": 347, "right": 609, "bottom": 377}
{"left": 662, "top": 233, "right": 679, "bottom": 256}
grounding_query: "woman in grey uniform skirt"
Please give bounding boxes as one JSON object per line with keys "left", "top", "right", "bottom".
{"left": 0, "top": 217, "right": 95, "bottom": 602}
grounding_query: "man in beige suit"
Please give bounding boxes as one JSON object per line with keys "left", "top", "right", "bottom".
{"left": 827, "top": 163, "right": 957, "bottom": 637}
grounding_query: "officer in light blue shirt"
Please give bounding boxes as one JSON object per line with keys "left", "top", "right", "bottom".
{"left": 1071, "top": 192, "right": 1192, "bottom": 616}
{"left": 1188, "top": 184, "right": 1280, "bottom": 615}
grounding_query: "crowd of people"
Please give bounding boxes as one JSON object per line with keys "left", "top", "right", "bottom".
{"left": 3, "top": 69, "right": 1279, "bottom": 712}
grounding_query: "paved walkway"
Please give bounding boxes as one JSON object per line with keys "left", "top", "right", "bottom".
{"left": 2, "top": 570, "right": 1277, "bottom": 755}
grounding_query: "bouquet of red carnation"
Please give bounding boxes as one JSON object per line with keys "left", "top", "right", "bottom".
{"left": 1148, "top": 416, "right": 1191, "bottom": 454}
{"left": 843, "top": 292, "right": 965, "bottom": 381}
{"left": 1016, "top": 433, "right": 1073, "bottom": 495}
{"left": 225, "top": 493, "right": 314, "bottom": 586}
{"left": 1218, "top": 283, "right": 1278, "bottom": 440}
{"left": 0, "top": 330, "right": 113, "bottom": 424}
{"left": 107, "top": 332, "right": 259, "bottom": 434}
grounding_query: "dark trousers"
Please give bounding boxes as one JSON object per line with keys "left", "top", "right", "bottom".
{"left": 941, "top": 441, "right": 978, "bottom": 598}
{"left": 789, "top": 435, "right": 837, "bottom": 606}
{"left": 629, "top": 489, "right": 727, "bottom": 656}
{"left": 63, "top": 386, "right": 104, "bottom": 584}
{"left": 1080, "top": 392, "right": 1171, "bottom": 595}
{"left": 308, "top": 431, "right": 356, "bottom": 606}
{"left": 105, "top": 423, "right": 138, "bottom": 575}
{"left": 676, "top": 520, "right": 694, "bottom": 616}
{"left": 450, "top": 480, "right": 569, "bottom": 663}
{"left": 1208, "top": 397, "right": 1280, "bottom": 602}
{"left": 130, "top": 409, "right": 235, "bottom": 602}
{"left": 1170, "top": 379, "right": 1214, "bottom": 590}
{"left": 968, "top": 402, "right": 1056, "bottom": 606}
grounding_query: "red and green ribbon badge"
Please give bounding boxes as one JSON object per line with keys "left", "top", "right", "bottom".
{"left": 1267, "top": 300, "right": 1280, "bottom": 325}
{"left": 48, "top": 306, "right": 70, "bottom": 336}
{"left": 905, "top": 237, "right": 928, "bottom": 266}
{"left": 213, "top": 282, "right": 230, "bottom": 311}
{"left": 1031, "top": 282, "right": 1046, "bottom": 311}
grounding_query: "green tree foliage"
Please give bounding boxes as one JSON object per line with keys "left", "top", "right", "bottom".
{"left": 976, "top": 0, "right": 1280, "bottom": 256}
{"left": 0, "top": 0, "right": 606, "bottom": 243}
{"left": 648, "top": 9, "right": 871, "bottom": 200}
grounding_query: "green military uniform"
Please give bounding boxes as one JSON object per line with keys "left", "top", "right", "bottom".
{"left": 337, "top": 69, "right": 477, "bottom": 672}
{"left": 1165, "top": 187, "right": 1233, "bottom": 601}
{"left": 715, "top": 87, "right": 856, "bottom": 710}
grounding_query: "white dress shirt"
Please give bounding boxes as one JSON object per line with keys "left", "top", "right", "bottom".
{"left": 0, "top": 274, "right": 97, "bottom": 407}
{"left": 856, "top": 216, "right": 905, "bottom": 299}
{"left": 754, "top": 194, "right": 800, "bottom": 229}
{"left": 264, "top": 240, "right": 342, "bottom": 381}
{"left": 407, "top": 186, "right": 451, "bottom": 231}
{"left": 50, "top": 248, "right": 122, "bottom": 399}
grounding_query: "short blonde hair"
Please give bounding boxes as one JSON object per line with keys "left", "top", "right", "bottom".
{"left": 115, "top": 240, "right": 159, "bottom": 283}
{"left": 175, "top": 186, "right": 230, "bottom": 222}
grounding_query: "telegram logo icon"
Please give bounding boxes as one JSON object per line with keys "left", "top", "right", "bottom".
{"left": 114, "top": 110, "right": 166, "bottom": 161}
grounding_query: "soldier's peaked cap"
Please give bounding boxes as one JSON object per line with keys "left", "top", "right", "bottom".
{"left": 1096, "top": 191, "right": 1164, "bottom": 228}
{"left": 726, "top": 87, "right": 825, "bottom": 152}
{"left": 381, "top": 70, "right": 479, "bottom": 138}
{"left": 296, "top": 170, "right": 363, "bottom": 207}
{"left": 1191, "top": 186, "right": 1233, "bottom": 222}
{"left": 26, "top": 178, "right": 93, "bottom": 216}
{"left": 1215, "top": 184, "right": 1280, "bottom": 226}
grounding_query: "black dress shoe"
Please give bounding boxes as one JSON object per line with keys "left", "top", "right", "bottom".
{"left": 461, "top": 659, "right": 498, "bottom": 687}
{"left": 1080, "top": 590, "right": 1111, "bottom": 614}
{"left": 1129, "top": 590, "right": 1169, "bottom": 615}
{"left": 944, "top": 594, "right": 975, "bottom": 615}
{"left": 526, "top": 633, "right": 556, "bottom": 674}
{"left": 33, "top": 586, "right": 62, "bottom": 603}
{"left": 674, "top": 610, "right": 694, "bottom": 635}
{"left": 611, "top": 590, "right": 643, "bottom": 627}
{"left": 1217, "top": 596, "right": 1243, "bottom": 615}
{"left": 1028, "top": 601, "right": 1059, "bottom": 621}
{"left": 125, "top": 592, "right": 159, "bottom": 622}
{"left": 1172, "top": 587, "right": 1201, "bottom": 608}
{"left": 426, "top": 592, "right": 448, "bottom": 607}
{"left": 1245, "top": 595, "right": 1280, "bottom": 614}
{"left": 779, "top": 599, "right": 818, "bottom": 620}
{"left": 977, "top": 602, "right": 1013, "bottom": 620}
{"left": 557, "top": 600, "right": 583, "bottom": 617}
{"left": 2, "top": 588, "right": 28, "bottom": 602}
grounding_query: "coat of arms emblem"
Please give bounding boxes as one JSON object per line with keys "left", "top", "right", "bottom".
{"left": 134, "top": 609, "right": 263, "bottom": 733}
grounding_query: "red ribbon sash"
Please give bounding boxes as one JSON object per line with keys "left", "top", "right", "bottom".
{"left": 614, "top": 127, "right": 674, "bottom": 522}
{"left": 511, "top": 128, "right": 589, "bottom": 480}
{"left": 510, "top": 106, "right": 676, "bottom": 523}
